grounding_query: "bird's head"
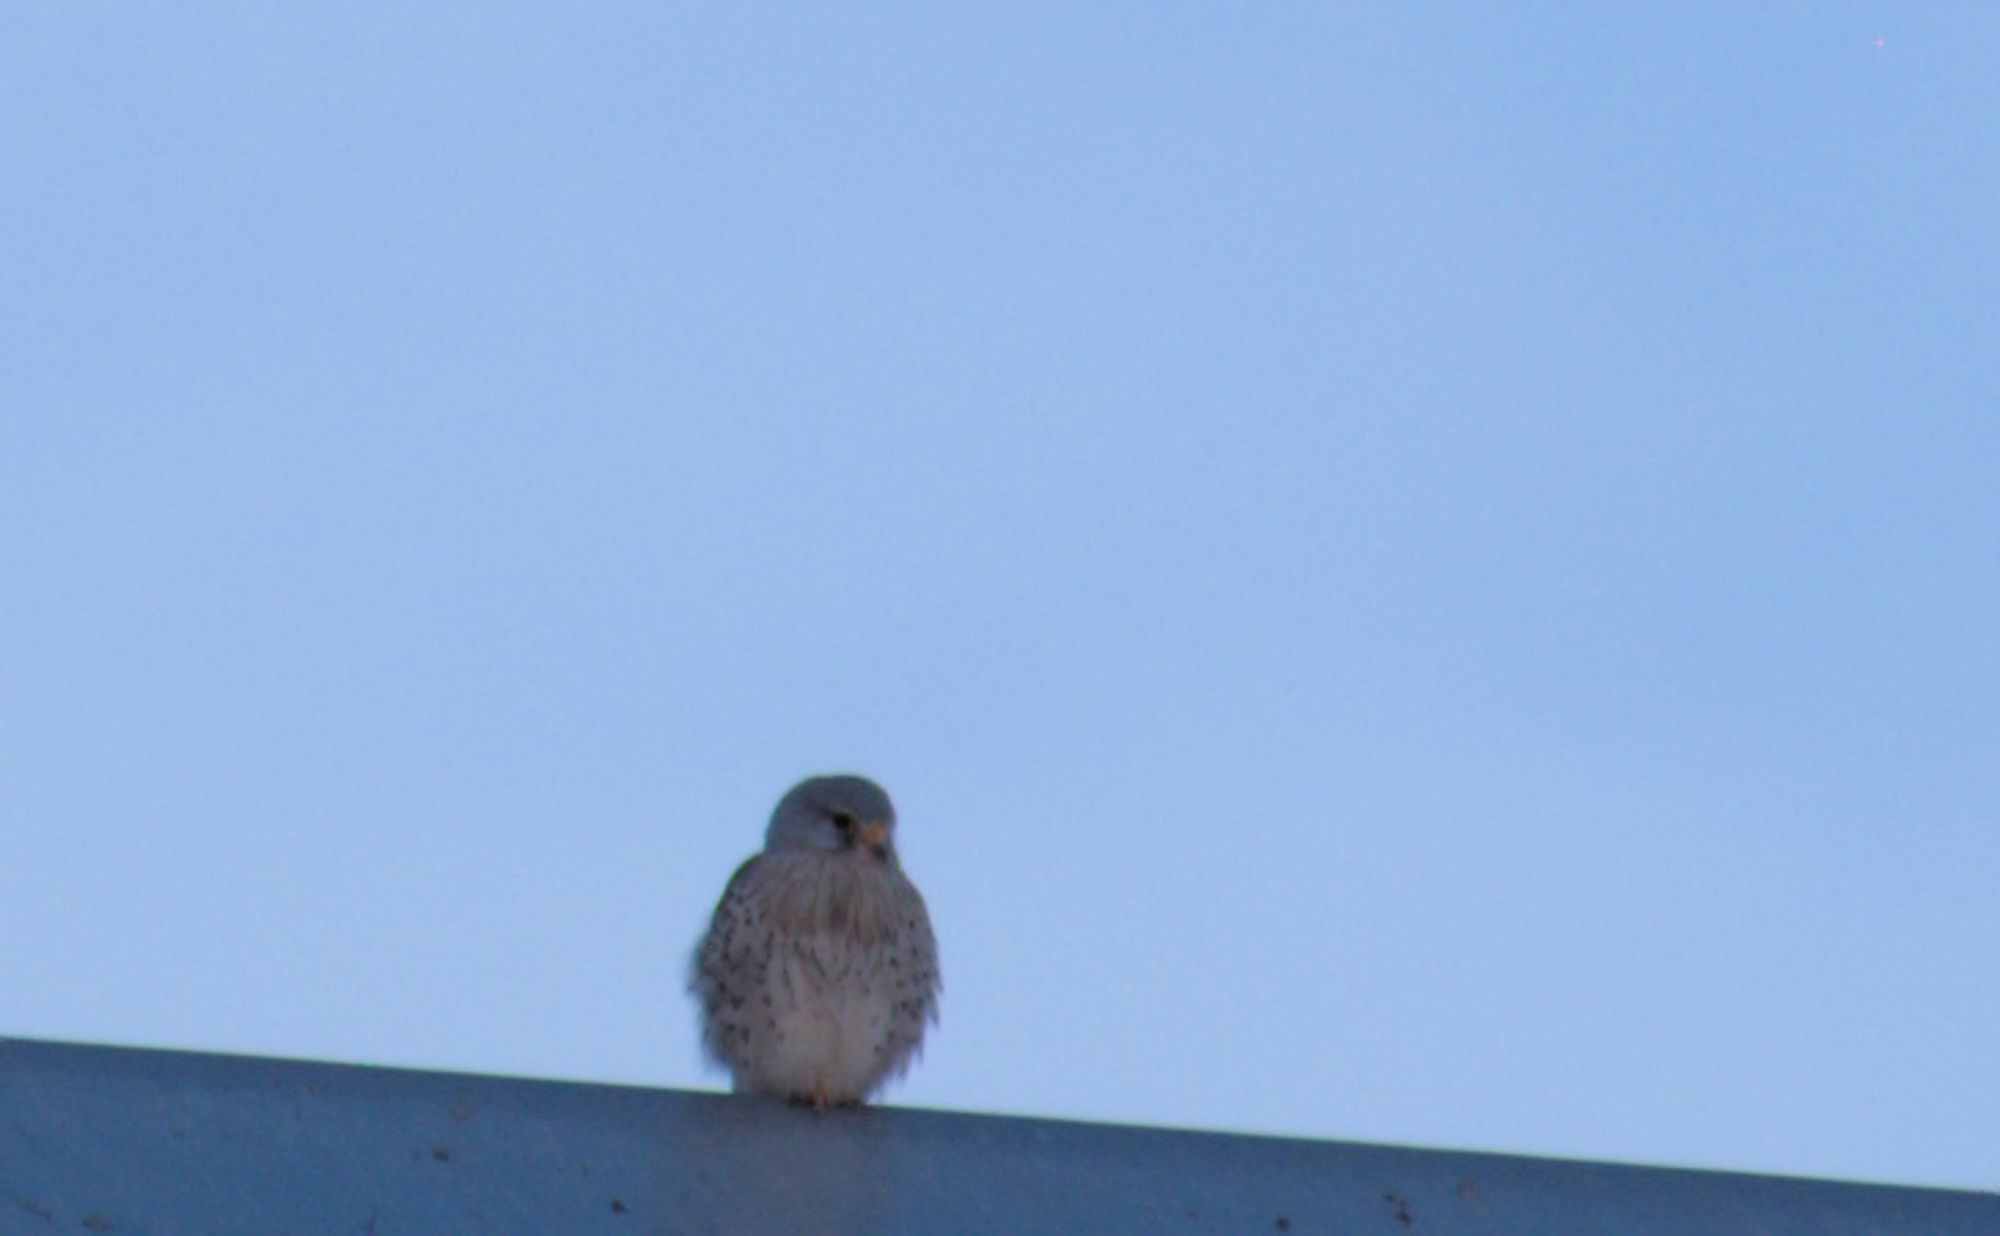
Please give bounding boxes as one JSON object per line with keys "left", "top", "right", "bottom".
{"left": 765, "top": 774, "right": 899, "bottom": 864}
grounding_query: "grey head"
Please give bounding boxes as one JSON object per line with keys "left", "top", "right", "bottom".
{"left": 765, "top": 774, "right": 900, "bottom": 864}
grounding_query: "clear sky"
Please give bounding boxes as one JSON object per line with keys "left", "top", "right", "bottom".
{"left": 4, "top": 6, "right": 1995, "bottom": 1192}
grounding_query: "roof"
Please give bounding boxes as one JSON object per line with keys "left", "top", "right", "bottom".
{"left": 2, "top": 1037, "right": 1993, "bottom": 1234}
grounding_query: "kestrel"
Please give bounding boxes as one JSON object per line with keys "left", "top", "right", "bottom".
{"left": 689, "top": 775, "right": 940, "bottom": 1108}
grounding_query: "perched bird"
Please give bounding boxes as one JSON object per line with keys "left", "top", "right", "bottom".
{"left": 689, "top": 775, "right": 940, "bottom": 1108}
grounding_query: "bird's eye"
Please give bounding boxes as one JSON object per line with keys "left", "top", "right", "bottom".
{"left": 830, "top": 811, "right": 856, "bottom": 833}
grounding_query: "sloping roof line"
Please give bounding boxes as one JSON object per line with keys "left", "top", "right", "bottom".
{"left": 2, "top": 1037, "right": 1993, "bottom": 1234}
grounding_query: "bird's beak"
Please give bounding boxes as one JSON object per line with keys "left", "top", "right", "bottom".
{"left": 858, "top": 821, "right": 890, "bottom": 857}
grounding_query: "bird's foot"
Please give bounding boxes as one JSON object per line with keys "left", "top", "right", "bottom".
{"left": 787, "top": 1084, "right": 833, "bottom": 1112}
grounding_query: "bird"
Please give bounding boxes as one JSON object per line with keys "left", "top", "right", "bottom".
{"left": 689, "top": 775, "right": 940, "bottom": 1108}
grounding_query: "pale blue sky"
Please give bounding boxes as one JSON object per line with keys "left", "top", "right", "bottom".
{"left": 4, "top": 6, "right": 1995, "bottom": 1191}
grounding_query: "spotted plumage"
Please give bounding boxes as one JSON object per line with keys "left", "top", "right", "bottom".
{"left": 689, "top": 775, "right": 940, "bottom": 1107}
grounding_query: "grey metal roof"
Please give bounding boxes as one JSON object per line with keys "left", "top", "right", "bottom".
{"left": 2, "top": 1037, "right": 1993, "bottom": 1235}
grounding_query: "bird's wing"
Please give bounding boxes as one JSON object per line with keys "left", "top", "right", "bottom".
{"left": 689, "top": 855, "right": 768, "bottom": 1061}
{"left": 887, "top": 876, "right": 943, "bottom": 1055}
